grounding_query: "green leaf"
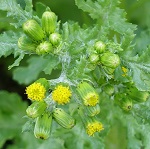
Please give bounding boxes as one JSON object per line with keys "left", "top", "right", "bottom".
{"left": 0, "top": 0, "right": 33, "bottom": 28}
{"left": 13, "top": 55, "right": 59, "bottom": 85}
{"left": 0, "top": 91, "right": 27, "bottom": 148}
{"left": 122, "top": 46, "right": 150, "bottom": 91}
{"left": 0, "top": 31, "right": 21, "bottom": 58}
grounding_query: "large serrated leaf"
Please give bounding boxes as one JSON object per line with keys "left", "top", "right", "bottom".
{"left": 13, "top": 55, "right": 59, "bottom": 85}
{"left": 0, "top": 31, "right": 21, "bottom": 58}
{"left": 0, "top": 91, "right": 27, "bottom": 148}
{"left": 0, "top": 0, "right": 33, "bottom": 28}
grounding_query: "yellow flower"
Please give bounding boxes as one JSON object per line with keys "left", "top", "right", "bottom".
{"left": 121, "top": 66, "right": 128, "bottom": 77}
{"left": 26, "top": 83, "right": 46, "bottom": 101}
{"left": 77, "top": 82, "right": 99, "bottom": 106}
{"left": 84, "top": 92, "right": 99, "bottom": 106}
{"left": 52, "top": 85, "right": 72, "bottom": 104}
{"left": 86, "top": 121, "right": 104, "bottom": 136}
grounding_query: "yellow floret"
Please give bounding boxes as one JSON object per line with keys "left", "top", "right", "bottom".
{"left": 52, "top": 85, "right": 72, "bottom": 105}
{"left": 84, "top": 92, "right": 99, "bottom": 106}
{"left": 86, "top": 121, "right": 104, "bottom": 136}
{"left": 26, "top": 83, "right": 46, "bottom": 101}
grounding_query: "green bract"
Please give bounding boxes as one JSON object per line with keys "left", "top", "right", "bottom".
{"left": 18, "top": 36, "right": 37, "bottom": 52}
{"left": 49, "top": 33, "right": 61, "bottom": 45}
{"left": 36, "top": 41, "right": 53, "bottom": 55}
{"left": 115, "top": 94, "right": 133, "bottom": 112}
{"left": 53, "top": 108, "right": 75, "bottom": 129}
{"left": 42, "top": 11, "right": 57, "bottom": 35}
{"left": 89, "top": 53, "right": 99, "bottom": 64}
{"left": 85, "top": 104, "right": 100, "bottom": 117}
{"left": 26, "top": 101, "right": 47, "bottom": 118}
{"left": 34, "top": 112, "right": 52, "bottom": 140}
{"left": 100, "top": 52, "right": 120, "bottom": 68}
{"left": 103, "top": 84, "right": 115, "bottom": 96}
{"left": 22, "top": 19, "right": 45, "bottom": 42}
{"left": 94, "top": 41, "right": 106, "bottom": 53}
{"left": 127, "top": 87, "right": 149, "bottom": 103}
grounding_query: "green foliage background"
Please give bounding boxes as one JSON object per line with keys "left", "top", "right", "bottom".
{"left": 0, "top": 0, "right": 150, "bottom": 149}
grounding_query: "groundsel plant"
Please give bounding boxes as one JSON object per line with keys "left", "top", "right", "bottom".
{"left": 1, "top": 0, "right": 150, "bottom": 148}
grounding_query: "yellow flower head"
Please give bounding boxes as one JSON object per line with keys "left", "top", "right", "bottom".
{"left": 77, "top": 82, "right": 99, "bottom": 106}
{"left": 122, "top": 66, "right": 128, "bottom": 77}
{"left": 52, "top": 85, "right": 72, "bottom": 105}
{"left": 26, "top": 83, "right": 46, "bottom": 101}
{"left": 84, "top": 92, "right": 99, "bottom": 106}
{"left": 86, "top": 121, "right": 104, "bottom": 136}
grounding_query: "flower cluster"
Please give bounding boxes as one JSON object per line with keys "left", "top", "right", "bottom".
{"left": 18, "top": 8, "right": 61, "bottom": 55}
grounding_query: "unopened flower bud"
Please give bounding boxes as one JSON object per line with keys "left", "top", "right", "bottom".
{"left": 115, "top": 94, "right": 132, "bottom": 112}
{"left": 22, "top": 19, "right": 45, "bottom": 42}
{"left": 100, "top": 52, "right": 120, "bottom": 68}
{"left": 103, "top": 84, "right": 114, "bottom": 96}
{"left": 36, "top": 41, "right": 53, "bottom": 55}
{"left": 49, "top": 33, "right": 61, "bottom": 45}
{"left": 53, "top": 108, "right": 75, "bottom": 129}
{"left": 26, "top": 101, "right": 47, "bottom": 118}
{"left": 94, "top": 41, "right": 106, "bottom": 53}
{"left": 89, "top": 53, "right": 99, "bottom": 64}
{"left": 34, "top": 112, "right": 52, "bottom": 140}
{"left": 42, "top": 11, "right": 57, "bottom": 35}
{"left": 127, "top": 87, "right": 149, "bottom": 103}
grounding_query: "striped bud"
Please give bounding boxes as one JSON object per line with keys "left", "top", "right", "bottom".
{"left": 103, "top": 84, "right": 114, "bottom": 96}
{"left": 86, "top": 104, "right": 100, "bottom": 117}
{"left": 103, "top": 66, "right": 115, "bottom": 74}
{"left": 77, "top": 82, "right": 99, "bottom": 106}
{"left": 115, "top": 94, "right": 132, "bottom": 112}
{"left": 89, "top": 53, "right": 99, "bottom": 64}
{"left": 22, "top": 19, "right": 45, "bottom": 42}
{"left": 94, "top": 41, "right": 106, "bottom": 54}
{"left": 49, "top": 33, "right": 61, "bottom": 45}
{"left": 34, "top": 112, "right": 52, "bottom": 140}
{"left": 26, "top": 101, "right": 47, "bottom": 118}
{"left": 42, "top": 11, "right": 57, "bottom": 35}
{"left": 127, "top": 87, "right": 149, "bottom": 103}
{"left": 18, "top": 36, "right": 37, "bottom": 52}
{"left": 53, "top": 108, "right": 75, "bottom": 129}
{"left": 100, "top": 52, "right": 120, "bottom": 68}
{"left": 36, "top": 41, "right": 53, "bottom": 55}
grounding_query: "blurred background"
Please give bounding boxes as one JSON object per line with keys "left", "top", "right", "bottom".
{"left": 0, "top": 0, "right": 150, "bottom": 148}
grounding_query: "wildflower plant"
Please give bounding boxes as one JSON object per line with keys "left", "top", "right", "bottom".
{"left": 1, "top": 0, "right": 150, "bottom": 148}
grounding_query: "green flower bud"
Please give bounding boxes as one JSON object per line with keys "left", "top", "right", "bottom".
{"left": 26, "top": 101, "right": 47, "bottom": 118}
{"left": 42, "top": 11, "right": 57, "bottom": 35}
{"left": 34, "top": 112, "right": 52, "bottom": 140}
{"left": 103, "top": 84, "right": 114, "bottom": 96}
{"left": 86, "top": 104, "right": 100, "bottom": 117}
{"left": 18, "top": 36, "right": 37, "bottom": 52}
{"left": 100, "top": 52, "right": 120, "bottom": 68}
{"left": 89, "top": 53, "right": 99, "bottom": 64}
{"left": 127, "top": 87, "right": 149, "bottom": 103}
{"left": 36, "top": 41, "right": 53, "bottom": 55}
{"left": 22, "top": 19, "right": 45, "bottom": 42}
{"left": 53, "top": 108, "right": 75, "bottom": 129}
{"left": 49, "top": 33, "right": 61, "bottom": 45}
{"left": 115, "top": 94, "right": 132, "bottom": 112}
{"left": 103, "top": 66, "right": 115, "bottom": 74}
{"left": 94, "top": 41, "right": 106, "bottom": 53}
{"left": 77, "top": 82, "right": 99, "bottom": 106}
{"left": 35, "top": 78, "right": 50, "bottom": 91}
